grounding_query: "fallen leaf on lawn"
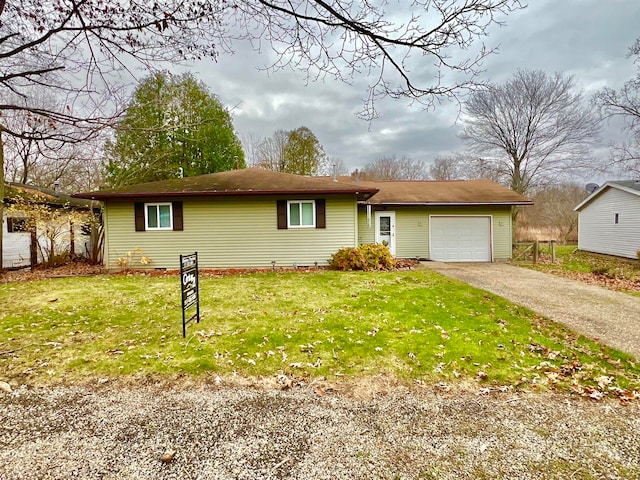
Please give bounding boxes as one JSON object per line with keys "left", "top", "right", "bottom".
{"left": 595, "top": 375, "right": 613, "bottom": 389}
{"left": 588, "top": 389, "right": 604, "bottom": 401}
{"left": 435, "top": 382, "right": 450, "bottom": 392}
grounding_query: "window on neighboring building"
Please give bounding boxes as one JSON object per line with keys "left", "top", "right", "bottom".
{"left": 614, "top": 212, "right": 620, "bottom": 224}
{"left": 7, "top": 217, "right": 28, "bottom": 233}
{"left": 287, "top": 200, "right": 316, "bottom": 228}
{"left": 145, "top": 203, "right": 173, "bottom": 230}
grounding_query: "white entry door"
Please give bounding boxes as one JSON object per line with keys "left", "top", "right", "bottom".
{"left": 375, "top": 211, "right": 396, "bottom": 255}
{"left": 430, "top": 216, "right": 491, "bottom": 262}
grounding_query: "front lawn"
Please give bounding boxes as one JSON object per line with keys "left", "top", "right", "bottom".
{"left": 1, "top": 269, "right": 638, "bottom": 398}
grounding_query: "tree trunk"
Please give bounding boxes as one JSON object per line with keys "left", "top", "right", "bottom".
{"left": 0, "top": 130, "right": 5, "bottom": 272}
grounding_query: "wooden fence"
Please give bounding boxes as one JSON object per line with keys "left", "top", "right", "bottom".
{"left": 512, "top": 240, "right": 556, "bottom": 264}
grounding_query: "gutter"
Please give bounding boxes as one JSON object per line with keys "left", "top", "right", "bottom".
{"left": 74, "top": 188, "right": 380, "bottom": 201}
{"left": 359, "top": 201, "right": 534, "bottom": 206}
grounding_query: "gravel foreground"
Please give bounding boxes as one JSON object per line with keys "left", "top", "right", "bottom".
{"left": 1, "top": 381, "right": 639, "bottom": 480}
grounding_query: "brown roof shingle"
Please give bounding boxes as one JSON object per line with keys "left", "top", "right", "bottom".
{"left": 348, "top": 178, "right": 532, "bottom": 205}
{"left": 74, "top": 168, "right": 379, "bottom": 201}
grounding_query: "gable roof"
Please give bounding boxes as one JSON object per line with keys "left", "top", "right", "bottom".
{"left": 574, "top": 180, "right": 640, "bottom": 211}
{"left": 73, "top": 168, "right": 379, "bottom": 201}
{"left": 5, "top": 182, "right": 92, "bottom": 209}
{"left": 335, "top": 178, "right": 532, "bottom": 206}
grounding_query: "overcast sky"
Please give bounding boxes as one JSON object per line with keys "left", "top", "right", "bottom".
{"left": 183, "top": 1, "right": 639, "bottom": 178}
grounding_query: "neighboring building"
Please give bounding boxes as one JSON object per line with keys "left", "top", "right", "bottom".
{"left": 2, "top": 183, "right": 96, "bottom": 269}
{"left": 74, "top": 168, "right": 532, "bottom": 269}
{"left": 574, "top": 180, "right": 640, "bottom": 259}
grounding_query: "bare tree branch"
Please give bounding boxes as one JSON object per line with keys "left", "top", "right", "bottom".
{"left": 460, "top": 69, "right": 601, "bottom": 195}
{"left": 593, "top": 37, "right": 640, "bottom": 174}
{"left": 362, "top": 155, "right": 429, "bottom": 180}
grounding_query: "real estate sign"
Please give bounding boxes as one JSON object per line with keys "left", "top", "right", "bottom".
{"left": 180, "top": 252, "right": 200, "bottom": 338}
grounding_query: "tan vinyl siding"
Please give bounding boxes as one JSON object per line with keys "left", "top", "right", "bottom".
{"left": 104, "top": 196, "right": 358, "bottom": 269}
{"left": 357, "top": 205, "right": 513, "bottom": 260}
{"left": 357, "top": 209, "right": 375, "bottom": 245}
{"left": 395, "top": 209, "right": 429, "bottom": 258}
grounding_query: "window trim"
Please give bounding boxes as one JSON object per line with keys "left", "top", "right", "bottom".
{"left": 145, "top": 202, "right": 173, "bottom": 230}
{"left": 7, "top": 217, "right": 29, "bottom": 233}
{"left": 287, "top": 200, "right": 316, "bottom": 228}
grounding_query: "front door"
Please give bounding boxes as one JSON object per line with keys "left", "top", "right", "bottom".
{"left": 375, "top": 211, "right": 396, "bottom": 255}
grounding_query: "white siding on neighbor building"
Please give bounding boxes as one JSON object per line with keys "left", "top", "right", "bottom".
{"left": 578, "top": 187, "right": 640, "bottom": 259}
{"left": 2, "top": 216, "right": 31, "bottom": 268}
{"left": 2, "top": 215, "right": 92, "bottom": 268}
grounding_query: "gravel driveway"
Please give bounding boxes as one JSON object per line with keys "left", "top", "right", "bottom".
{"left": 1, "top": 381, "right": 639, "bottom": 479}
{"left": 422, "top": 262, "right": 640, "bottom": 359}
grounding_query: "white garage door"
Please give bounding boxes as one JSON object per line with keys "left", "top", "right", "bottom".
{"left": 430, "top": 216, "right": 491, "bottom": 262}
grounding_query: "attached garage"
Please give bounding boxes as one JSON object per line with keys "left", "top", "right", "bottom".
{"left": 429, "top": 216, "right": 492, "bottom": 262}
{"left": 352, "top": 178, "right": 531, "bottom": 262}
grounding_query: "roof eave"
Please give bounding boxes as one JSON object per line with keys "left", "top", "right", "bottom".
{"left": 74, "top": 188, "right": 379, "bottom": 201}
{"left": 575, "top": 182, "right": 640, "bottom": 211}
{"left": 360, "top": 201, "right": 533, "bottom": 206}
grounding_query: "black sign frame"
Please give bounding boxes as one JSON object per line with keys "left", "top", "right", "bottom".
{"left": 180, "top": 252, "right": 200, "bottom": 338}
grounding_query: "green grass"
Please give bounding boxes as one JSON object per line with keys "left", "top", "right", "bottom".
{"left": 1, "top": 269, "right": 639, "bottom": 397}
{"left": 524, "top": 245, "right": 640, "bottom": 295}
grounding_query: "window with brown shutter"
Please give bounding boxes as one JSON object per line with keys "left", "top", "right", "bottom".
{"left": 134, "top": 201, "right": 183, "bottom": 231}
{"left": 277, "top": 199, "right": 326, "bottom": 229}
{"left": 172, "top": 202, "right": 183, "bottom": 231}
{"left": 277, "top": 200, "right": 287, "bottom": 229}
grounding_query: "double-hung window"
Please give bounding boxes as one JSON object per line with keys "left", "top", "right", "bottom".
{"left": 145, "top": 203, "right": 173, "bottom": 230}
{"left": 287, "top": 200, "right": 315, "bottom": 228}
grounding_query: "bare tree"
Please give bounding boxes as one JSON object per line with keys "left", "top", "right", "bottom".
{"left": 254, "top": 130, "right": 289, "bottom": 171}
{"left": 2, "top": 93, "right": 104, "bottom": 191}
{"left": 255, "top": 127, "right": 327, "bottom": 176}
{"left": 430, "top": 155, "right": 465, "bottom": 180}
{"left": 0, "top": 0, "right": 523, "bottom": 268}
{"left": 241, "top": 132, "right": 265, "bottom": 168}
{"left": 518, "top": 184, "right": 589, "bottom": 243}
{"left": 362, "top": 155, "right": 429, "bottom": 180}
{"left": 593, "top": 38, "right": 640, "bottom": 174}
{"left": 326, "top": 157, "right": 350, "bottom": 177}
{"left": 0, "top": 0, "right": 229, "bottom": 268}
{"left": 460, "top": 70, "right": 601, "bottom": 196}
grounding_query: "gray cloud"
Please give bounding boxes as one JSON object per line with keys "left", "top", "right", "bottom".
{"left": 184, "top": 1, "right": 639, "bottom": 175}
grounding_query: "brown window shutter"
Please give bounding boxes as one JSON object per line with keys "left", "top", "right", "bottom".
{"left": 172, "top": 201, "right": 183, "bottom": 231}
{"left": 277, "top": 200, "right": 287, "bottom": 229}
{"left": 316, "top": 199, "right": 326, "bottom": 229}
{"left": 134, "top": 202, "right": 145, "bottom": 231}
{"left": 7, "top": 218, "right": 14, "bottom": 233}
